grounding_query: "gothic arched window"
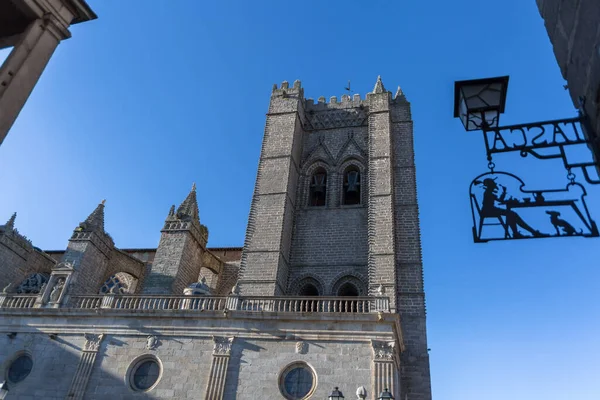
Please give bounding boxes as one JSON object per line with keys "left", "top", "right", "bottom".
{"left": 309, "top": 168, "right": 327, "bottom": 207}
{"left": 100, "top": 272, "right": 138, "bottom": 294}
{"left": 343, "top": 166, "right": 361, "bottom": 205}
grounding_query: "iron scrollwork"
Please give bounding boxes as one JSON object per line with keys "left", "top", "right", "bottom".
{"left": 481, "top": 104, "right": 600, "bottom": 185}
{"left": 470, "top": 171, "right": 599, "bottom": 242}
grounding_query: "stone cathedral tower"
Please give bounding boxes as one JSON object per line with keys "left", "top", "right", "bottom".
{"left": 0, "top": 78, "right": 431, "bottom": 400}
{"left": 239, "top": 77, "right": 432, "bottom": 399}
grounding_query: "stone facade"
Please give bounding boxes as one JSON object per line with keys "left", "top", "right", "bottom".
{"left": 536, "top": 0, "right": 600, "bottom": 162}
{"left": 0, "top": 79, "right": 431, "bottom": 400}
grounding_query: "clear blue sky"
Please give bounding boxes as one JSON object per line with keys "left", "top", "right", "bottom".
{"left": 1, "top": 1, "right": 599, "bottom": 399}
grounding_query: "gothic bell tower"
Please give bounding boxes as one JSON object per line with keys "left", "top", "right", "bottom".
{"left": 238, "top": 78, "right": 432, "bottom": 399}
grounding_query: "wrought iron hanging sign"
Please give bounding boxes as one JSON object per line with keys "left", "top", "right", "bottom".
{"left": 454, "top": 76, "right": 600, "bottom": 242}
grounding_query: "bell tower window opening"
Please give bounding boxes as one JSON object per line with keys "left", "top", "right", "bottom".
{"left": 337, "top": 282, "right": 359, "bottom": 297}
{"left": 343, "top": 166, "right": 361, "bottom": 205}
{"left": 298, "top": 283, "right": 319, "bottom": 296}
{"left": 309, "top": 168, "right": 327, "bottom": 207}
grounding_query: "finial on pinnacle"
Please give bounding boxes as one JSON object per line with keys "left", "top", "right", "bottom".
{"left": 191, "top": 182, "right": 196, "bottom": 192}
{"left": 394, "top": 86, "right": 405, "bottom": 100}
{"left": 373, "top": 75, "right": 386, "bottom": 94}
{"left": 101, "top": 199, "right": 106, "bottom": 206}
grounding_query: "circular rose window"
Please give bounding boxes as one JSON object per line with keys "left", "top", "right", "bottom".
{"left": 279, "top": 362, "right": 316, "bottom": 400}
{"left": 7, "top": 354, "right": 33, "bottom": 385}
{"left": 128, "top": 356, "right": 162, "bottom": 392}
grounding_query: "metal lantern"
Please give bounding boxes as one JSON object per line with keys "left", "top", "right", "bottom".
{"left": 0, "top": 381, "right": 8, "bottom": 400}
{"left": 454, "top": 76, "right": 509, "bottom": 131}
{"left": 377, "top": 388, "right": 394, "bottom": 400}
{"left": 328, "top": 386, "right": 345, "bottom": 400}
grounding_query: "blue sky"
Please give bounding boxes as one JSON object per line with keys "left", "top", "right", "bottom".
{"left": 1, "top": 1, "right": 599, "bottom": 399}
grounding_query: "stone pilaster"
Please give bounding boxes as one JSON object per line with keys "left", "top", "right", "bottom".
{"left": 205, "top": 336, "right": 234, "bottom": 400}
{"left": 66, "top": 333, "right": 104, "bottom": 399}
{"left": 366, "top": 77, "right": 398, "bottom": 305}
{"left": 238, "top": 80, "right": 305, "bottom": 296}
{"left": 371, "top": 340, "right": 399, "bottom": 400}
{"left": 391, "top": 89, "right": 432, "bottom": 400}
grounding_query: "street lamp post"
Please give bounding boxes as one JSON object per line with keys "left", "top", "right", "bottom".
{"left": 328, "top": 386, "right": 345, "bottom": 400}
{"left": 377, "top": 388, "right": 394, "bottom": 399}
{"left": 453, "top": 75, "right": 600, "bottom": 242}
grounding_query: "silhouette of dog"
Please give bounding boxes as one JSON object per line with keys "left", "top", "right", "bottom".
{"left": 546, "top": 211, "right": 581, "bottom": 236}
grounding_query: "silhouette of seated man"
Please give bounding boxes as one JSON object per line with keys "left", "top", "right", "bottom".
{"left": 478, "top": 178, "right": 543, "bottom": 238}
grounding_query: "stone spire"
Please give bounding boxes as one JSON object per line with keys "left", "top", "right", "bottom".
{"left": 79, "top": 200, "right": 106, "bottom": 233}
{"left": 5, "top": 212, "right": 16, "bottom": 230}
{"left": 176, "top": 183, "right": 199, "bottom": 222}
{"left": 372, "top": 75, "right": 386, "bottom": 94}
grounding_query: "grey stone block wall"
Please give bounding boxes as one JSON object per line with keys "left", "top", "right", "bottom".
{"left": 86, "top": 335, "right": 214, "bottom": 399}
{"left": 0, "top": 333, "right": 85, "bottom": 400}
{"left": 226, "top": 339, "right": 374, "bottom": 399}
{"left": 237, "top": 80, "right": 431, "bottom": 399}
{"left": 238, "top": 82, "right": 305, "bottom": 296}
{"left": 0, "top": 311, "right": 401, "bottom": 400}
{"left": 143, "top": 230, "right": 204, "bottom": 295}
{"left": 61, "top": 239, "right": 111, "bottom": 296}
{"left": 537, "top": 0, "right": 600, "bottom": 158}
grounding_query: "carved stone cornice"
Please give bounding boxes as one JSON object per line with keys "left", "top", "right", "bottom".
{"left": 212, "top": 336, "right": 234, "bottom": 356}
{"left": 83, "top": 333, "right": 104, "bottom": 352}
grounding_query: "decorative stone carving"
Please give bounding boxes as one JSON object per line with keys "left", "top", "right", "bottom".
{"left": 356, "top": 386, "right": 367, "bottom": 399}
{"left": 146, "top": 335, "right": 158, "bottom": 350}
{"left": 230, "top": 281, "right": 240, "bottom": 295}
{"left": 16, "top": 273, "right": 48, "bottom": 294}
{"left": 83, "top": 333, "right": 104, "bottom": 352}
{"left": 212, "top": 336, "right": 234, "bottom": 356}
{"left": 372, "top": 340, "right": 395, "bottom": 361}
{"left": 295, "top": 341, "right": 308, "bottom": 354}
{"left": 49, "top": 278, "right": 65, "bottom": 303}
{"left": 2, "top": 282, "right": 12, "bottom": 293}
{"left": 305, "top": 108, "right": 368, "bottom": 130}
{"left": 54, "top": 262, "right": 74, "bottom": 271}
{"left": 376, "top": 284, "right": 385, "bottom": 296}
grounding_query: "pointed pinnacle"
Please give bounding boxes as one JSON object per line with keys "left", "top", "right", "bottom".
{"left": 191, "top": 182, "right": 196, "bottom": 192}
{"left": 394, "top": 86, "right": 406, "bottom": 100}
{"left": 101, "top": 199, "right": 106, "bottom": 205}
{"left": 82, "top": 202, "right": 105, "bottom": 233}
{"left": 373, "top": 75, "right": 386, "bottom": 94}
{"left": 169, "top": 205, "right": 175, "bottom": 216}
{"left": 5, "top": 212, "right": 16, "bottom": 229}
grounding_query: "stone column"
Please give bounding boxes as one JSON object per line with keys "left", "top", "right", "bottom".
{"left": 66, "top": 333, "right": 104, "bottom": 399}
{"left": 205, "top": 336, "right": 234, "bottom": 400}
{"left": 371, "top": 340, "right": 399, "bottom": 400}
{"left": 0, "top": 0, "right": 96, "bottom": 146}
{"left": 0, "top": 16, "right": 65, "bottom": 145}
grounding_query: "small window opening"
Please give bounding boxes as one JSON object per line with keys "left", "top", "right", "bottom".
{"left": 343, "top": 167, "right": 361, "bottom": 205}
{"left": 309, "top": 168, "right": 327, "bottom": 207}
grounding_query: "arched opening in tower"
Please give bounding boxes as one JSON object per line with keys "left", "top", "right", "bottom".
{"left": 299, "top": 284, "right": 319, "bottom": 296}
{"left": 337, "top": 282, "right": 359, "bottom": 297}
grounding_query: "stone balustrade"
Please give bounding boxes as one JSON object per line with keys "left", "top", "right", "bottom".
{"left": 0, "top": 293, "right": 37, "bottom": 308}
{"left": 0, "top": 293, "right": 390, "bottom": 314}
